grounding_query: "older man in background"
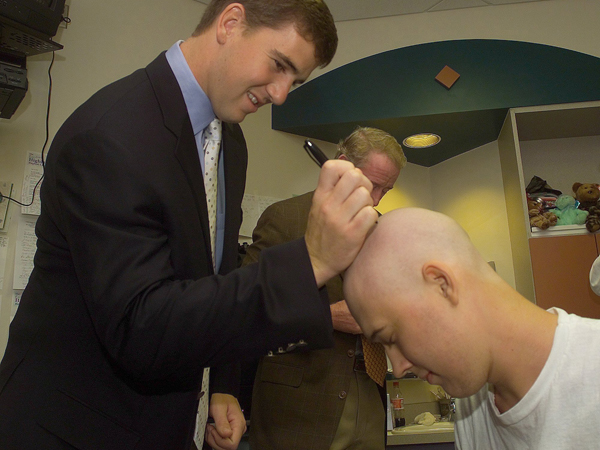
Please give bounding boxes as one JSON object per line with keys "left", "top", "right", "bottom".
{"left": 245, "top": 127, "right": 407, "bottom": 450}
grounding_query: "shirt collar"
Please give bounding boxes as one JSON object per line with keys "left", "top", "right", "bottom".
{"left": 165, "top": 40, "right": 215, "bottom": 136}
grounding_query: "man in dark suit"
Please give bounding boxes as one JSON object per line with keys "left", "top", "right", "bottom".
{"left": 0, "top": 2, "right": 379, "bottom": 450}
{"left": 245, "top": 127, "right": 407, "bottom": 450}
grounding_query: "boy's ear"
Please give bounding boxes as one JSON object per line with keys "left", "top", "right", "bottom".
{"left": 422, "top": 263, "right": 458, "bottom": 305}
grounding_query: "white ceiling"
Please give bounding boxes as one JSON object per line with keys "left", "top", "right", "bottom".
{"left": 193, "top": 0, "right": 548, "bottom": 22}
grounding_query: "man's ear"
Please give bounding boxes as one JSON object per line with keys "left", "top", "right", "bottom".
{"left": 422, "top": 263, "right": 458, "bottom": 306}
{"left": 216, "top": 3, "right": 245, "bottom": 44}
{"left": 337, "top": 154, "right": 348, "bottom": 162}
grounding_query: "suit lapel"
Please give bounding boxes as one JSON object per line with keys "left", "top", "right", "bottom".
{"left": 146, "top": 53, "right": 213, "bottom": 268}
{"left": 145, "top": 54, "right": 250, "bottom": 275}
{"left": 175, "top": 132, "right": 213, "bottom": 265}
{"left": 221, "top": 123, "right": 248, "bottom": 273}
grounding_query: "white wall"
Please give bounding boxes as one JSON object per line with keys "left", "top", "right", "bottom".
{"left": 431, "top": 142, "right": 515, "bottom": 286}
{"left": 1, "top": 0, "right": 600, "bottom": 355}
{"left": 326, "top": 0, "right": 600, "bottom": 72}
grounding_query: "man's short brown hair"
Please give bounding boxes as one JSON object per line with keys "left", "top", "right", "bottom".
{"left": 336, "top": 127, "right": 408, "bottom": 171}
{"left": 193, "top": 0, "right": 337, "bottom": 68}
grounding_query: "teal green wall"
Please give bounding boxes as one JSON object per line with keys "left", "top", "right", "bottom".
{"left": 273, "top": 40, "right": 600, "bottom": 166}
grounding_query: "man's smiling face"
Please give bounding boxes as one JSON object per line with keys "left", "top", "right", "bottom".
{"left": 207, "top": 22, "right": 318, "bottom": 123}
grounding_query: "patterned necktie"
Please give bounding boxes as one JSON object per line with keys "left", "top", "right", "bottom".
{"left": 194, "top": 118, "right": 221, "bottom": 449}
{"left": 203, "top": 118, "right": 221, "bottom": 269}
{"left": 361, "top": 335, "right": 388, "bottom": 387}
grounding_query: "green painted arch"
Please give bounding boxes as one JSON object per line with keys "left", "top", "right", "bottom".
{"left": 272, "top": 39, "right": 600, "bottom": 166}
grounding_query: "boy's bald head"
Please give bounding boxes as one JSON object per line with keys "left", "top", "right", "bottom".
{"left": 344, "top": 208, "right": 483, "bottom": 312}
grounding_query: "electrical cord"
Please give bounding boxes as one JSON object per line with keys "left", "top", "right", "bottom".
{"left": 0, "top": 51, "right": 54, "bottom": 207}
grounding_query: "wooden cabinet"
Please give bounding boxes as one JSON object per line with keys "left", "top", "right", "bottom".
{"left": 529, "top": 234, "right": 600, "bottom": 318}
{"left": 498, "top": 100, "right": 600, "bottom": 315}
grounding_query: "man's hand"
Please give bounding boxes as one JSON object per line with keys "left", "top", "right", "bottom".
{"left": 205, "top": 393, "right": 247, "bottom": 450}
{"left": 331, "top": 300, "right": 363, "bottom": 334}
{"left": 305, "top": 159, "right": 378, "bottom": 287}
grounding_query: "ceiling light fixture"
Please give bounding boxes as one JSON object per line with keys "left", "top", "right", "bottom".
{"left": 402, "top": 133, "right": 441, "bottom": 149}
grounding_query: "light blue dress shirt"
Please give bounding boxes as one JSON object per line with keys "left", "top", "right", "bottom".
{"left": 166, "top": 41, "right": 226, "bottom": 272}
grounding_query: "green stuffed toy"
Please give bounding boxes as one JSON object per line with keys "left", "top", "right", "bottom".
{"left": 550, "top": 194, "right": 589, "bottom": 225}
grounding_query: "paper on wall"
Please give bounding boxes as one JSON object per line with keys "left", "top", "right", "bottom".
{"left": 13, "top": 215, "right": 37, "bottom": 290}
{"left": 0, "top": 235, "right": 8, "bottom": 290}
{"left": 11, "top": 290, "right": 22, "bottom": 323}
{"left": 21, "top": 152, "right": 44, "bottom": 216}
{"left": 0, "top": 180, "right": 13, "bottom": 230}
{"left": 240, "top": 194, "right": 284, "bottom": 238}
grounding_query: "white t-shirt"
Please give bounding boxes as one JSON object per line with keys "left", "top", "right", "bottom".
{"left": 455, "top": 308, "right": 600, "bottom": 450}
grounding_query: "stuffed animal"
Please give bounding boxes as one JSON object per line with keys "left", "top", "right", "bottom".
{"left": 528, "top": 198, "right": 557, "bottom": 230}
{"left": 572, "top": 182, "right": 600, "bottom": 211}
{"left": 550, "top": 194, "right": 589, "bottom": 225}
{"left": 586, "top": 201, "right": 600, "bottom": 233}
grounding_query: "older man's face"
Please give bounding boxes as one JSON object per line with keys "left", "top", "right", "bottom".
{"left": 349, "top": 152, "right": 400, "bottom": 207}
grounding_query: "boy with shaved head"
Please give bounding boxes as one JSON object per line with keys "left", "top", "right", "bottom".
{"left": 344, "top": 207, "right": 600, "bottom": 449}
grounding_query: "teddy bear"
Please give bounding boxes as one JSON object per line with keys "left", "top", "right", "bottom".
{"left": 550, "top": 194, "right": 589, "bottom": 226}
{"left": 528, "top": 198, "right": 557, "bottom": 230}
{"left": 586, "top": 201, "right": 600, "bottom": 233}
{"left": 572, "top": 182, "right": 600, "bottom": 211}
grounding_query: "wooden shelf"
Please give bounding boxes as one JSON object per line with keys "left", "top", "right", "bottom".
{"left": 531, "top": 224, "right": 591, "bottom": 237}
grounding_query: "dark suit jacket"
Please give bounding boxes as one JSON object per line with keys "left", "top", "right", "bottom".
{"left": 245, "top": 192, "right": 382, "bottom": 450}
{"left": 0, "top": 53, "right": 333, "bottom": 450}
